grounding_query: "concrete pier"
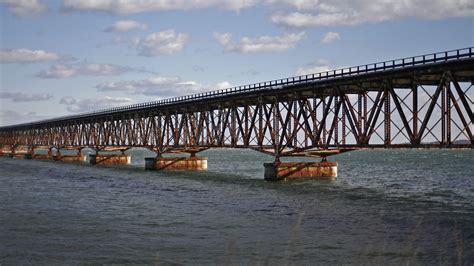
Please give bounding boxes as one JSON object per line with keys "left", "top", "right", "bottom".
{"left": 53, "top": 155, "right": 87, "bottom": 162}
{"left": 145, "top": 156, "right": 208, "bottom": 170}
{"left": 2, "top": 152, "right": 12, "bottom": 157}
{"left": 264, "top": 161, "right": 338, "bottom": 181}
{"left": 12, "top": 153, "right": 28, "bottom": 159}
{"left": 90, "top": 154, "right": 131, "bottom": 165}
{"left": 32, "top": 154, "right": 53, "bottom": 160}
{"left": 1, "top": 147, "right": 12, "bottom": 157}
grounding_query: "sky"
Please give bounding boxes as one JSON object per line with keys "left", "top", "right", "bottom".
{"left": 0, "top": 0, "right": 473, "bottom": 126}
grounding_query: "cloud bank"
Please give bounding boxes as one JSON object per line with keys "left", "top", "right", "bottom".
{"left": 213, "top": 32, "right": 306, "bottom": 53}
{"left": 270, "top": 0, "right": 474, "bottom": 28}
{"left": 104, "top": 20, "right": 147, "bottom": 32}
{"left": 59, "top": 96, "right": 135, "bottom": 113}
{"left": 0, "top": 48, "right": 59, "bottom": 64}
{"left": 321, "top": 32, "right": 340, "bottom": 44}
{"left": 295, "top": 59, "right": 331, "bottom": 76}
{"left": 63, "top": 0, "right": 259, "bottom": 14}
{"left": 0, "top": 110, "right": 48, "bottom": 126}
{"left": 0, "top": 92, "right": 53, "bottom": 102}
{"left": 0, "top": 0, "right": 46, "bottom": 17}
{"left": 37, "top": 62, "right": 140, "bottom": 78}
{"left": 135, "top": 30, "right": 189, "bottom": 56}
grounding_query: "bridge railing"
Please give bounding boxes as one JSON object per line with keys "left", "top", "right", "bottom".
{"left": 3, "top": 47, "right": 473, "bottom": 128}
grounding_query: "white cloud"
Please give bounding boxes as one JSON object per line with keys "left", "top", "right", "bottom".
{"left": 265, "top": 0, "right": 317, "bottom": 10}
{"left": 213, "top": 32, "right": 233, "bottom": 46}
{"left": 215, "top": 32, "right": 306, "bottom": 53}
{"left": 320, "top": 31, "right": 340, "bottom": 44}
{"left": 0, "top": 92, "right": 53, "bottom": 102}
{"left": 295, "top": 59, "right": 331, "bottom": 76}
{"left": 0, "top": 110, "right": 47, "bottom": 126}
{"left": 216, "top": 81, "right": 233, "bottom": 89}
{"left": 96, "top": 76, "right": 180, "bottom": 92}
{"left": 0, "top": 0, "right": 46, "bottom": 17}
{"left": 271, "top": 12, "right": 351, "bottom": 27}
{"left": 135, "top": 30, "right": 189, "bottom": 56}
{"left": 63, "top": 0, "right": 259, "bottom": 14}
{"left": 59, "top": 96, "right": 135, "bottom": 113}
{"left": 37, "top": 62, "right": 135, "bottom": 78}
{"left": 96, "top": 75, "right": 233, "bottom": 97}
{"left": 96, "top": 75, "right": 204, "bottom": 97}
{"left": 0, "top": 48, "right": 59, "bottom": 64}
{"left": 270, "top": 0, "right": 474, "bottom": 27}
{"left": 104, "top": 20, "right": 147, "bottom": 32}
{"left": 62, "top": 0, "right": 474, "bottom": 23}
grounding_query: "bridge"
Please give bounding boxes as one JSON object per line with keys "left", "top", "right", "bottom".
{"left": 1, "top": 47, "right": 473, "bottom": 180}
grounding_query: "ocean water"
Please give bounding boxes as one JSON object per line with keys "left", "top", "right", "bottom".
{"left": 0, "top": 149, "right": 472, "bottom": 265}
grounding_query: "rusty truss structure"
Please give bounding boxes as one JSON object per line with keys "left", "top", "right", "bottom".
{"left": 1, "top": 48, "right": 473, "bottom": 161}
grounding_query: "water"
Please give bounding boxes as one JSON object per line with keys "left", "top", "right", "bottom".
{"left": 0, "top": 149, "right": 473, "bottom": 264}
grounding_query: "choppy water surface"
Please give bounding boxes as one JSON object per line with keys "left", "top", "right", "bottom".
{"left": 0, "top": 149, "right": 473, "bottom": 264}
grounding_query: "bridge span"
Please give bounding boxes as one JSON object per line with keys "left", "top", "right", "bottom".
{"left": 1, "top": 48, "right": 473, "bottom": 180}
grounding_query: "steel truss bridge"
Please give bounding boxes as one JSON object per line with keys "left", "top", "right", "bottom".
{"left": 1, "top": 48, "right": 473, "bottom": 161}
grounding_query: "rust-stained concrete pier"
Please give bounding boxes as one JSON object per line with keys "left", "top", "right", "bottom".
{"left": 54, "top": 155, "right": 87, "bottom": 162}
{"left": 264, "top": 161, "right": 338, "bottom": 181}
{"left": 90, "top": 154, "right": 131, "bottom": 165}
{"left": 145, "top": 156, "right": 208, "bottom": 171}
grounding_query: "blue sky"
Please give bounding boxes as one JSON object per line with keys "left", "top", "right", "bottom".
{"left": 0, "top": 0, "right": 473, "bottom": 126}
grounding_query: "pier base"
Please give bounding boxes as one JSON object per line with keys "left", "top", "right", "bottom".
{"left": 1, "top": 147, "right": 15, "bottom": 157}
{"left": 2, "top": 152, "right": 13, "bottom": 158}
{"left": 53, "top": 155, "right": 87, "bottom": 162}
{"left": 90, "top": 154, "right": 131, "bottom": 165}
{"left": 32, "top": 154, "right": 53, "bottom": 160}
{"left": 145, "top": 156, "right": 208, "bottom": 170}
{"left": 12, "top": 153, "right": 28, "bottom": 159}
{"left": 264, "top": 161, "right": 338, "bottom": 181}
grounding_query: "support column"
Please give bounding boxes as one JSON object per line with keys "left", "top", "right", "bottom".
{"left": 412, "top": 82, "right": 418, "bottom": 143}
{"left": 264, "top": 159, "right": 337, "bottom": 181}
{"left": 23, "top": 146, "right": 35, "bottom": 159}
{"left": 23, "top": 146, "right": 35, "bottom": 160}
{"left": 23, "top": 149, "right": 33, "bottom": 160}
{"left": 384, "top": 89, "right": 391, "bottom": 146}
{"left": 441, "top": 81, "right": 446, "bottom": 145}
{"left": 8, "top": 146, "right": 15, "bottom": 158}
